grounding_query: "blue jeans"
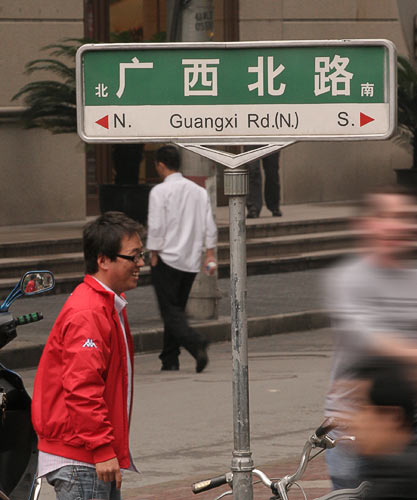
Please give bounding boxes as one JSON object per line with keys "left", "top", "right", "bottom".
{"left": 325, "top": 445, "right": 362, "bottom": 491}
{"left": 46, "top": 466, "right": 121, "bottom": 500}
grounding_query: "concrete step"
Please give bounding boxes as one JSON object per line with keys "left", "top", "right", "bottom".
{"left": 0, "top": 215, "right": 357, "bottom": 298}
{"left": 0, "top": 247, "right": 359, "bottom": 299}
{"left": 0, "top": 217, "right": 349, "bottom": 258}
{"left": 0, "top": 310, "right": 331, "bottom": 369}
{"left": 0, "top": 238, "right": 82, "bottom": 259}
{"left": 240, "top": 247, "right": 362, "bottom": 276}
{"left": 219, "top": 217, "right": 350, "bottom": 241}
{"left": 218, "top": 229, "right": 361, "bottom": 260}
{"left": 0, "top": 228, "right": 360, "bottom": 280}
{"left": 0, "top": 252, "right": 85, "bottom": 279}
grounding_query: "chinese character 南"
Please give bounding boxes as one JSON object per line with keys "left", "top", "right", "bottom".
{"left": 314, "top": 55, "right": 353, "bottom": 96}
{"left": 361, "top": 82, "right": 374, "bottom": 97}
{"left": 248, "top": 56, "right": 286, "bottom": 96}
{"left": 95, "top": 83, "right": 108, "bottom": 98}
{"left": 182, "top": 59, "right": 220, "bottom": 96}
{"left": 116, "top": 57, "right": 153, "bottom": 98}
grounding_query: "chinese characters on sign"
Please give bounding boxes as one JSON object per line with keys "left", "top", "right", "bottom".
{"left": 361, "top": 83, "right": 374, "bottom": 97}
{"left": 95, "top": 83, "right": 108, "bottom": 97}
{"left": 93, "top": 54, "right": 374, "bottom": 100}
{"left": 314, "top": 55, "right": 353, "bottom": 96}
{"left": 116, "top": 57, "right": 153, "bottom": 98}
{"left": 248, "top": 56, "right": 286, "bottom": 96}
{"left": 182, "top": 59, "right": 219, "bottom": 96}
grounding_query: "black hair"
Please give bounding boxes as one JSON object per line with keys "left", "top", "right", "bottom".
{"left": 354, "top": 358, "right": 416, "bottom": 428}
{"left": 156, "top": 145, "right": 180, "bottom": 171}
{"left": 83, "top": 211, "right": 141, "bottom": 275}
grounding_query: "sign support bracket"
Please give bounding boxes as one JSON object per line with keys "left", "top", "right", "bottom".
{"left": 175, "top": 142, "right": 295, "bottom": 169}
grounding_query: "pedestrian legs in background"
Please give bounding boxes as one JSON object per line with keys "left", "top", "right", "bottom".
{"left": 245, "top": 148, "right": 282, "bottom": 218}
{"left": 151, "top": 258, "right": 209, "bottom": 373}
{"left": 263, "top": 153, "right": 282, "bottom": 217}
{"left": 246, "top": 157, "right": 263, "bottom": 218}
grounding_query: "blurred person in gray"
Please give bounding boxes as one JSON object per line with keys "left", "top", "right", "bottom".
{"left": 323, "top": 186, "right": 417, "bottom": 490}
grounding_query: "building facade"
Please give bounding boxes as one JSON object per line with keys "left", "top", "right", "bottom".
{"left": 0, "top": 1, "right": 85, "bottom": 225}
{"left": 1, "top": 1, "right": 416, "bottom": 226}
{"left": 236, "top": 0, "right": 414, "bottom": 204}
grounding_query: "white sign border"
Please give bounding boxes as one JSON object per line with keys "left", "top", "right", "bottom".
{"left": 76, "top": 39, "right": 397, "bottom": 145}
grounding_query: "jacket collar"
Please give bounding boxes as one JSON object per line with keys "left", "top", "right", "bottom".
{"left": 91, "top": 276, "right": 127, "bottom": 314}
{"left": 83, "top": 274, "right": 127, "bottom": 303}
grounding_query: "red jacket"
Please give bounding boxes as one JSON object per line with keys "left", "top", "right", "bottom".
{"left": 31, "top": 275, "right": 134, "bottom": 468}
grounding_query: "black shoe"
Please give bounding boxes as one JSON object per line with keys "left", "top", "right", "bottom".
{"left": 196, "top": 346, "right": 209, "bottom": 373}
{"left": 161, "top": 364, "right": 179, "bottom": 371}
{"left": 272, "top": 209, "right": 282, "bottom": 217}
{"left": 247, "top": 211, "right": 259, "bottom": 219}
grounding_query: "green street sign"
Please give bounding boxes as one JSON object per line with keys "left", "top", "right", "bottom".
{"left": 76, "top": 40, "right": 396, "bottom": 144}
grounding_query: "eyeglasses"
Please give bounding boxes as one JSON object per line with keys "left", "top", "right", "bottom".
{"left": 116, "top": 251, "right": 146, "bottom": 264}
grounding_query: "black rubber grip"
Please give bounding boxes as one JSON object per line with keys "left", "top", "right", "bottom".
{"left": 192, "top": 474, "right": 228, "bottom": 494}
{"left": 15, "top": 312, "right": 43, "bottom": 326}
{"left": 315, "top": 418, "right": 336, "bottom": 438}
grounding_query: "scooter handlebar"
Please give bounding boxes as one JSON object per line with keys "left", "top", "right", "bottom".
{"left": 15, "top": 312, "right": 43, "bottom": 326}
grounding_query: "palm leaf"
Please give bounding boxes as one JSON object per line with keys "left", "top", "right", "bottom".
{"left": 11, "top": 38, "right": 86, "bottom": 133}
{"left": 24, "top": 59, "right": 75, "bottom": 81}
{"left": 397, "top": 55, "right": 417, "bottom": 168}
{"left": 42, "top": 38, "right": 94, "bottom": 59}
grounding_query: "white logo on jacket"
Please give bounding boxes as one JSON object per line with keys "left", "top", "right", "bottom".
{"left": 82, "top": 339, "right": 97, "bottom": 348}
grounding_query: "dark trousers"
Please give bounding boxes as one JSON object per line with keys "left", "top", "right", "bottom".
{"left": 246, "top": 151, "right": 280, "bottom": 215}
{"left": 151, "top": 258, "right": 207, "bottom": 367}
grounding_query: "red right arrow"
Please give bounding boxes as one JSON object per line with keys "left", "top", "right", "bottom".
{"left": 360, "top": 112, "right": 375, "bottom": 127}
{"left": 96, "top": 115, "right": 109, "bottom": 129}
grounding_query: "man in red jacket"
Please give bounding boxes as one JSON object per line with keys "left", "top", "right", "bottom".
{"left": 32, "top": 212, "right": 145, "bottom": 500}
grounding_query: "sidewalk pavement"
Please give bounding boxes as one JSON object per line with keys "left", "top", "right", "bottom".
{"left": 0, "top": 202, "right": 357, "bottom": 368}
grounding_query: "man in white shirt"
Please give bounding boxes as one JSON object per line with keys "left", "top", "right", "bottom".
{"left": 147, "top": 145, "right": 217, "bottom": 372}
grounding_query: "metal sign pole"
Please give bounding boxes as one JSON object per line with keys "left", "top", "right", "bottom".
{"left": 76, "top": 38, "right": 397, "bottom": 500}
{"left": 224, "top": 166, "right": 253, "bottom": 500}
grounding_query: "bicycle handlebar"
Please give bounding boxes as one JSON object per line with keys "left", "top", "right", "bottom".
{"left": 314, "top": 418, "right": 337, "bottom": 438}
{"left": 192, "top": 473, "right": 232, "bottom": 494}
{"left": 191, "top": 423, "right": 337, "bottom": 498}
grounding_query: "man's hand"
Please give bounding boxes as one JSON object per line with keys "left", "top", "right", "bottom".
{"left": 96, "top": 457, "right": 122, "bottom": 489}
{"left": 151, "top": 251, "right": 159, "bottom": 267}
{"left": 203, "top": 248, "right": 217, "bottom": 276}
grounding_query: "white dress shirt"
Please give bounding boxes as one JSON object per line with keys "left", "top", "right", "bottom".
{"left": 146, "top": 172, "right": 217, "bottom": 273}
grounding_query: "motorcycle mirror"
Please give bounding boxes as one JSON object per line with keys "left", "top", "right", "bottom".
{"left": 20, "top": 271, "right": 55, "bottom": 295}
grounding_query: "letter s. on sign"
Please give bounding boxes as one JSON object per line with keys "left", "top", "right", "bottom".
{"left": 337, "top": 111, "right": 349, "bottom": 127}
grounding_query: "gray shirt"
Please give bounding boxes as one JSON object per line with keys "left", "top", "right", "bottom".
{"left": 324, "top": 256, "right": 417, "bottom": 418}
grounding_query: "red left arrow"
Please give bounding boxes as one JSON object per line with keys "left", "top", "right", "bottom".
{"left": 96, "top": 115, "right": 109, "bottom": 129}
{"left": 360, "top": 112, "right": 375, "bottom": 127}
